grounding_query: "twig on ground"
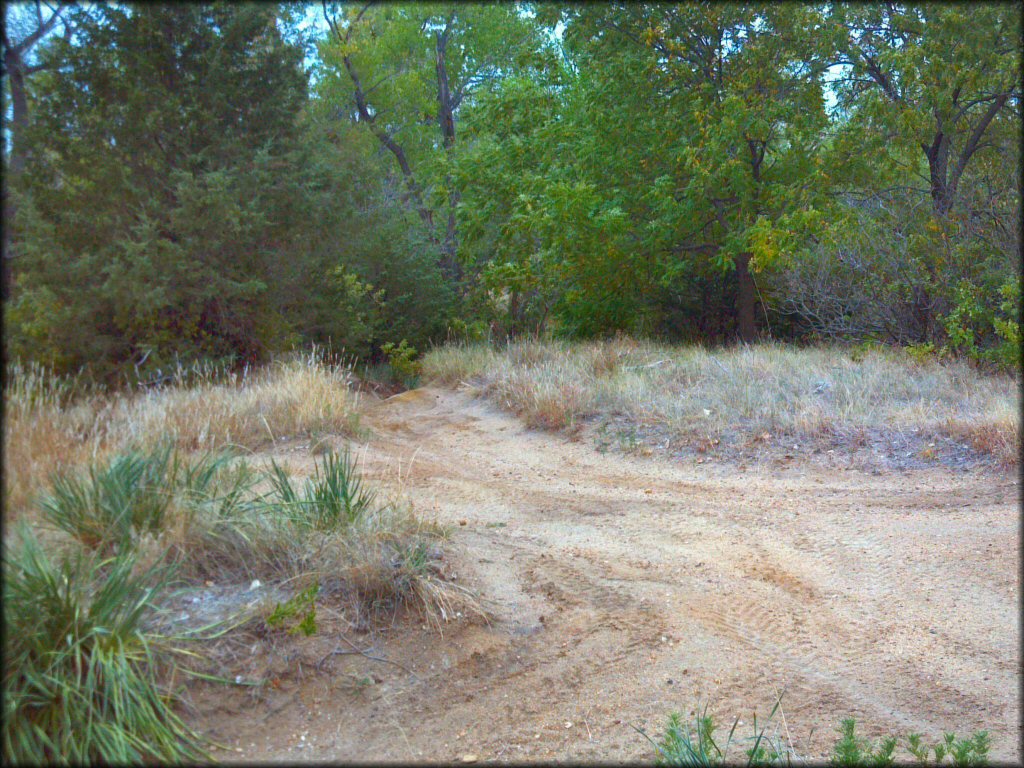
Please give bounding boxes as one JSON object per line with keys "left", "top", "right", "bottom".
{"left": 625, "top": 359, "right": 669, "bottom": 370}
{"left": 316, "top": 633, "right": 419, "bottom": 679}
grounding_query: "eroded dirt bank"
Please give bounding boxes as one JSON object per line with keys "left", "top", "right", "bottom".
{"left": 200, "top": 386, "right": 1020, "bottom": 763}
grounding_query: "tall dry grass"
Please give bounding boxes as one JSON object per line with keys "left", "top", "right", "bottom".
{"left": 423, "top": 338, "right": 1020, "bottom": 465}
{"left": 3, "top": 350, "right": 359, "bottom": 520}
{"left": 4, "top": 349, "right": 487, "bottom": 763}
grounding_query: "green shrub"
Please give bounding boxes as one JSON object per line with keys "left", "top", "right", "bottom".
{"left": 830, "top": 718, "right": 989, "bottom": 766}
{"left": 381, "top": 339, "right": 422, "bottom": 389}
{"left": 904, "top": 341, "right": 938, "bottom": 365}
{"left": 2, "top": 525, "right": 207, "bottom": 764}
{"left": 906, "top": 730, "right": 990, "bottom": 766}
{"left": 940, "top": 278, "right": 1022, "bottom": 374}
{"left": 643, "top": 707, "right": 992, "bottom": 767}
{"left": 990, "top": 279, "right": 1021, "bottom": 372}
{"left": 265, "top": 582, "right": 320, "bottom": 636}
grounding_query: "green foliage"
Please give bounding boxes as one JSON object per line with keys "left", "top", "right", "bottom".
{"left": 381, "top": 339, "right": 423, "bottom": 389}
{"left": 906, "top": 731, "right": 991, "bottom": 766}
{"left": 641, "top": 696, "right": 790, "bottom": 767}
{"left": 990, "top": 280, "right": 1021, "bottom": 372}
{"left": 266, "top": 449, "right": 376, "bottom": 531}
{"left": 265, "top": 582, "right": 320, "bottom": 637}
{"left": 905, "top": 342, "right": 938, "bottom": 365}
{"left": 832, "top": 719, "right": 897, "bottom": 767}
{"left": 2, "top": 525, "right": 207, "bottom": 764}
{"left": 831, "top": 719, "right": 989, "bottom": 767}
{"left": 940, "top": 275, "right": 1021, "bottom": 372}
{"left": 4, "top": 1, "right": 1019, "bottom": 376}
{"left": 446, "top": 317, "right": 490, "bottom": 344}
{"left": 8, "top": 3, "right": 309, "bottom": 381}
{"left": 644, "top": 708, "right": 992, "bottom": 768}
{"left": 38, "top": 444, "right": 237, "bottom": 553}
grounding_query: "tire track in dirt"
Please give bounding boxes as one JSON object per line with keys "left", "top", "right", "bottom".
{"left": 364, "top": 387, "right": 1017, "bottom": 759}
{"left": 210, "top": 386, "right": 1020, "bottom": 763}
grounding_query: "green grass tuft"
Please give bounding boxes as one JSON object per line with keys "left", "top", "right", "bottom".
{"left": 2, "top": 525, "right": 207, "bottom": 764}
{"left": 266, "top": 448, "right": 377, "bottom": 531}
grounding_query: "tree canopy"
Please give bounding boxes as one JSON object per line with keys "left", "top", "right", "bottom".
{"left": 3, "top": 1, "right": 1020, "bottom": 380}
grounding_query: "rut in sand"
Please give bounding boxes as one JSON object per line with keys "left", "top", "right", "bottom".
{"left": 206, "top": 386, "right": 1020, "bottom": 763}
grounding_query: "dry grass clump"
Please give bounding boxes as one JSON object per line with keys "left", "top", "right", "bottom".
{"left": 420, "top": 342, "right": 498, "bottom": 386}
{"left": 3, "top": 351, "right": 358, "bottom": 520}
{"left": 30, "top": 442, "right": 472, "bottom": 614}
{"left": 424, "top": 337, "right": 646, "bottom": 430}
{"left": 422, "top": 339, "right": 1020, "bottom": 465}
{"left": 330, "top": 505, "right": 487, "bottom": 630}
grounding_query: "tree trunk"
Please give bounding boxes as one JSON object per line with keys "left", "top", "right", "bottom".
{"left": 435, "top": 21, "right": 462, "bottom": 284}
{"left": 329, "top": 6, "right": 438, "bottom": 240}
{"left": 735, "top": 252, "right": 756, "bottom": 343}
{"left": 3, "top": 56, "right": 32, "bottom": 298}
{"left": 922, "top": 132, "right": 953, "bottom": 216}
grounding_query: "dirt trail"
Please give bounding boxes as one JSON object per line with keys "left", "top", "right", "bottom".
{"left": 207, "top": 386, "right": 1020, "bottom": 763}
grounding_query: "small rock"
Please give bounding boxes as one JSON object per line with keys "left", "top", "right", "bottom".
{"left": 459, "top": 519, "right": 468, "bottom": 526}
{"left": 461, "top": 755, "right": 478, "bottom": 763}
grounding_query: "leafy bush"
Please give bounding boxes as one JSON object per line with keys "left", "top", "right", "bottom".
{"left": 906, "top": 730, "right": 990, "bottom": 766}
{"left": 381, "top": 339, "right": 423, "bottom": 389}
{"left": 831, "top": 718, "right": 898, "bottom": 767}
{"left": 939, "top": 278, "right": 1021, "bottom": 374}
{"left": 904, "top": 342, "right": 938, "bottom": 365}
{"left": 990, "top": 279, "right": 1021, "bottom": 372}
{"left": 2, "top": 526, "right": 206, "bottom": 764}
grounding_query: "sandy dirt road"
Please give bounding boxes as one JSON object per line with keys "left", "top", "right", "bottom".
{"left": 205, "top": 386, "right": 1020, "bottom": 763}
